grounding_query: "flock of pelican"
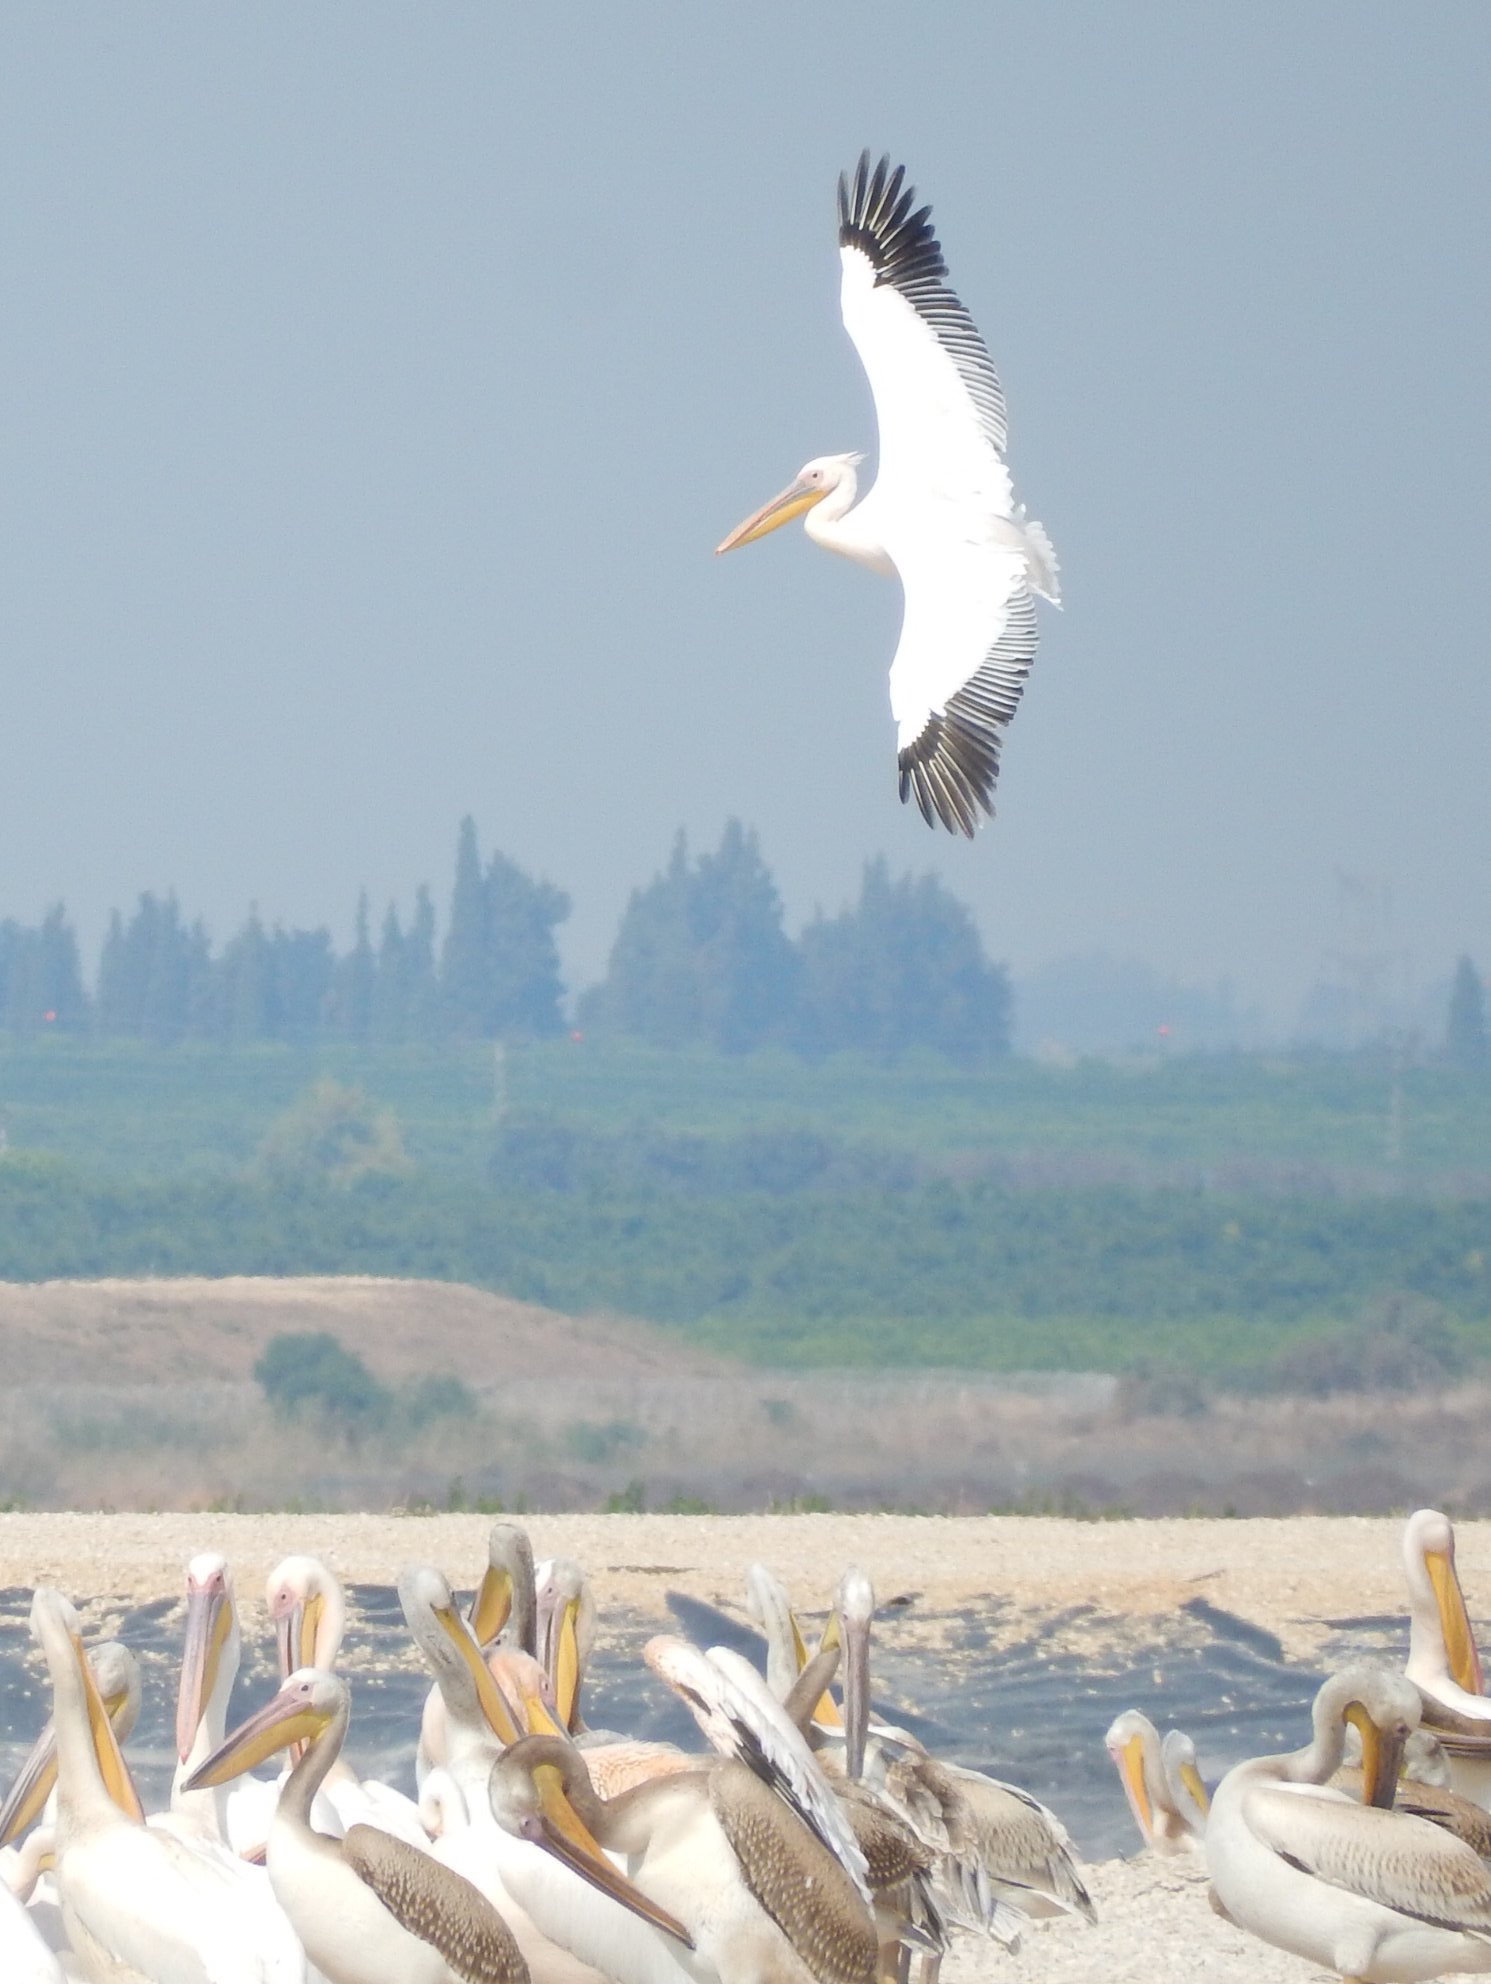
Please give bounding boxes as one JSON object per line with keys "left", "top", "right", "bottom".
{"left": 6, "top": 1509, "right": 1491, "bottom": 1984}
{"left": 1108, "top": 1507, "right": 1491, "bottom": 1982}
{"left": 0, "top": 1527, "right": 1094, "bottom": 1983}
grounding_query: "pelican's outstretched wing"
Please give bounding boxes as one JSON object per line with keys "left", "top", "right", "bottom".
{"left": 891, "top": 543, "right": 1037, "bottom": 836}
{"left": 838, "top": 151, "right": 1010, "bottom": 484}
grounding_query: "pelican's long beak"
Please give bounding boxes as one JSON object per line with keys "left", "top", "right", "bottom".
{"left": 1427, "top": 1546, "right": 1485, "bottom": 1696}
{"left": 0, "top": 1721, "right": 59, "bottom": 1847}
{"left": 1110, "top": 1732, "right": 1156, "bottom": 1844}
{"left": 177, "top": 1580, "right": 232, "bottom": 1764}
{"left": 73, "top": 1629, "right": 144, "bottom": 1824}
{"left": 527, "top": 1762, "right": 695, "bottom": 1948}
{"left": 1176, "top": 1756, "right": 1211, "bottom": 1817}
{"left": 549, "top": 1596, "right": 584, "bottom": 1733}
{"left": 433, "top": 1600, "right": 523, "bottom": 1748}
{"left": 811, "top": 1612, "right": 845, "bottom": 1732}
{"left": 839, "top": 1606, "right": 870, "bottom": 1781}
{"left": 0, "top": 1654, "right": 137, "bottom": 1844}
{"left": 716, "top": 474, "right": 826, "bottom": 554}
{"left": 277, "top": 1589, "right": 324, "bottom": 1680}
{"left": 1345, "top": 1700, "right": 1405, "bottom": 1810}
{"left": 185, "top": 1684, "right": 328, "bottom": 1790}
{"left": 471, "top": 1564, "right": 514, "bottom": 1651}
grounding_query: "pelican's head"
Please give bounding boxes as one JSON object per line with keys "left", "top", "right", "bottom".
{"left": 265, "top": 1555, "right": 341, "bottom": 1680}
{"left": 715, "top": 452, "right": 863, "bottom": 553}
{"left": 1105, "top": 1709, "right": 1161, "bottom": 1846}
{"left": 1404, "top": 1507, "right": 1484, "bottom": 1696}
{"left": 184, "top": 1668, "right": 345, "bottom": 1790}
{"left": 1316, "top": 1663, "right": 1420, "bottom": 1807}
{"left": 399, "top": 1563, "right": 523, "bottom": 1747}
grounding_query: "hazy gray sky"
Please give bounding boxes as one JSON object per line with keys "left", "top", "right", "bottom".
{"left": 1, "top": 3, "right": 1486, "bottom": 1022}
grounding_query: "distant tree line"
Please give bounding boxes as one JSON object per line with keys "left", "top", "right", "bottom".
{"left": 0, "top": 819, "right": 1012, "bottom": 1060}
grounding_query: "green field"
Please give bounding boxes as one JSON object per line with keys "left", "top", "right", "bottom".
{"left": 1, "top": 1037, "right": 1487, "bottom": 1185}
{"left": 1, "top": 1040, "right": 1488, "bottom": 1380}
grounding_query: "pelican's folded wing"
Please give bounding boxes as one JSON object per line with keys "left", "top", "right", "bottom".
{"left": 1242, "top": 1784, "right": 1491, "bottom": 1936}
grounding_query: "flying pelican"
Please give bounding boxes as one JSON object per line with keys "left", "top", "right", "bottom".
{"left": 188, "top": 1667, "right": 528, "bottom": 1984}
{"left": 489, "top": 1636, "right": 879, "bottom": 1984}
{"left": 1401, "top": 1508, "right": 1491, "bottom": 1806}
{"left": 1206, "top": 1661, "right": 1491, "bottom": 1982}
{"left": 29, "top": 1587, "right": 304, "bottom": 1984}
{"left": 1104, "top": 1711, "right": 1208, "bottom": 1857}
{"left": 716, "top": 152, "right": 1058, "bottom": 836}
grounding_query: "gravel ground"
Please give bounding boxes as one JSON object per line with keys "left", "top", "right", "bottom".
{"left": 0, "top": 1510, "right": 1470, "bottom": 1662}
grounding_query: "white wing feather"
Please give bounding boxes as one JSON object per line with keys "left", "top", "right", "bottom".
{"left": 644, "top": 1636, "right": 871, "bottom": 1902}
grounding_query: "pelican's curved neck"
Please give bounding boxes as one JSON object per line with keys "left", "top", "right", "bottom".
{"left": 278, "top": 1698, "right": 348, "bottom": 1835}
{"left": 804, "top": 472, "right": 893, "bottom": 574}
{"left": 33, "top": 1604, "right": 126, "bottom": 1839}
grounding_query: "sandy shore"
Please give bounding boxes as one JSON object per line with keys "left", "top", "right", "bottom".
{"left": 0, "top": 1510, "right": 1469, "bottom": 1659}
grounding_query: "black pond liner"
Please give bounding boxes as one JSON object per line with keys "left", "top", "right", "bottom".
{"left": 0, "top": 1583, "right": 1413, "bottom": 1861}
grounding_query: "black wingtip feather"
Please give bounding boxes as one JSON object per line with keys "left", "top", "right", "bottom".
{"left": 898, "top": 703, "right": 1002, "bottom": 837}
{"left": 839, "top": 152, "right": 948, "bottom": 294}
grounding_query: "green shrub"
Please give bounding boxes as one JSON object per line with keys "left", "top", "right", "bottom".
{"left": 254, "top": 1330, "right": 390, "bottom": 1430}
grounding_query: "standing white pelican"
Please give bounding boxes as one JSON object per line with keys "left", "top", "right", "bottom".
{"left": 1401, "top": 1508, "right": 1491, "bottom": 1806}
{"left": 1104, "top": 1711, "right": 1208, "bottom": 1857}
{"left": 489, "top": 1637, "right": 878, "bottom": 1984}
{"left": 0, "top": 1640, "right": 140, "bottom": 1850}
{"left": 717, "top": 152, "right": 1058, "bottom": 836}
{"left": 189, "top": 1668, "right": 528, "bottom": 1984}
{"left": 397, "top": 1566, "right": 696, "bottom": 1984}
{"left": 30, "top": 1587, "right": 304, "bottom": 1984}
{"left": 266, "top": 1555, "right": 427, "bottom": 1847}
{"left": 1206, "top": 1662, "right": 1491, "bottom": 1982}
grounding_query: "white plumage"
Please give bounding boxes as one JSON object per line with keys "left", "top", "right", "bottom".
{"left": 718, "top": 152, "right": 1057, "bottom": 835}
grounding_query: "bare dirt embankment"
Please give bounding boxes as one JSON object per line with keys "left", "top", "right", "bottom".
{"left": 2, "top": 1275, "right": 1488, "bottom": 1516}
{"left": 0, "top": 1275, "right": 730, "bottom": 1385}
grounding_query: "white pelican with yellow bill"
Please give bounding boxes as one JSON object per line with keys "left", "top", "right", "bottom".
{"left": 1206, "top": 1662, "right": 1491, "bottom": 1982}
{"left": 30, "top": 1588, "right": 304, "bottom": 1984}
{"left": 1401, "top": 1508, "right": 1491, "bottom": 1807}
{"left": 717, "top": 152, "right": 1058, "bottom": 836}
{"left": 189, "top": 1666, "right": 528, "bottom": 1984}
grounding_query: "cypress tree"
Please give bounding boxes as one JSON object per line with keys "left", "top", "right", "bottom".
{"left": 404, "top": 885, "right": 439, "bottom": 1041}
{"left": 1447, "top": 956, "right": 1489, "bottom": 1069}
{"left": 441, "top": 817, "right": 488, "bottom": 1037}
{"left": 332, "top": 893, "right": 376, "bottom": 1042}
{"left": 371, "top": 904, "right": 407, "bottom": 1042}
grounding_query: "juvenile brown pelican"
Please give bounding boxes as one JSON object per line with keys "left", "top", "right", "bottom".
{"left": 1206, "top": 1662, "right": 1491, "bottom": 1981}
{"left": 835, "top": 1568, "right": 1093, "bottom": 1936}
